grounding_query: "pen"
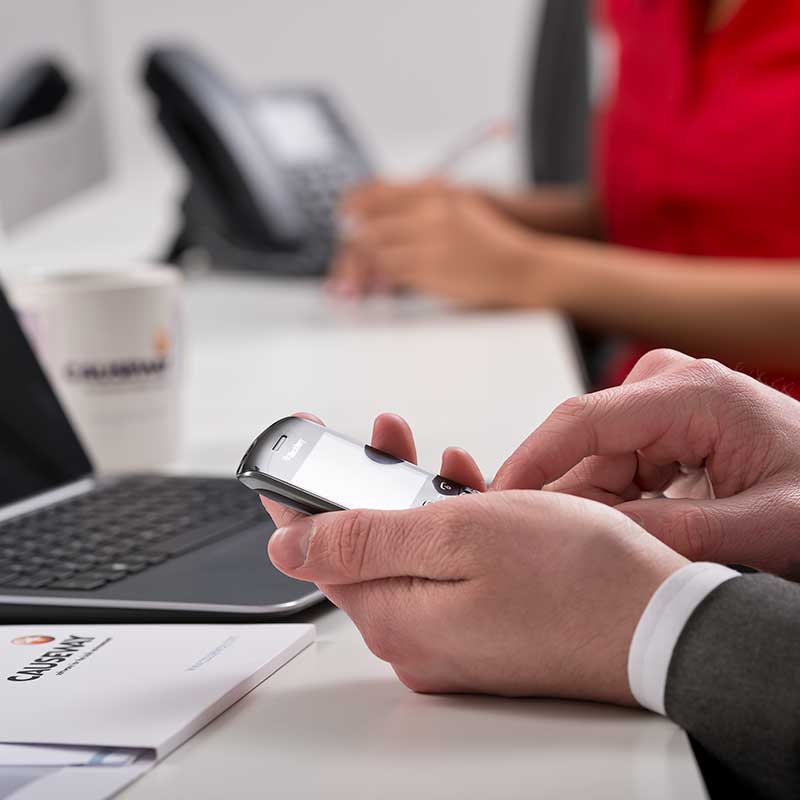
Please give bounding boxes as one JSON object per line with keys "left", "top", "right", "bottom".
{"left": 430, "top": 117, "right": 514, "bottom": 177}
{"left": 338, "top": 118, "right": 514, "bottom": 242}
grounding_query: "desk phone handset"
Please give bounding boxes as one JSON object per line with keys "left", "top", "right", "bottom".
{"left": 142, "top": 45, "right": 373, "bottom": 276}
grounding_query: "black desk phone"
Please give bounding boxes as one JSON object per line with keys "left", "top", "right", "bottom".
{"left": 142, "top": 45, "right": 374, "bottom": 276}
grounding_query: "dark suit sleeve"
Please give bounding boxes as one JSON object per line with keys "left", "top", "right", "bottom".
{"left": 665, "top": 574, "right": 800, "bottom": 800}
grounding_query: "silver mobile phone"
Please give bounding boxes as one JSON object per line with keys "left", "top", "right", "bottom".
{"left": 237, "top": 417, "right": 476, "bottom": 514}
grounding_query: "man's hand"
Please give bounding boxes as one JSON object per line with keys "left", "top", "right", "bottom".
{"left": 267, "top": 490, "right": 686, "bottom": 704}
{"left": 494, "top": 349, "right": 800, "bottom": 578}
{"left": 329, "top": 179, "right": 556, "bottom": 308}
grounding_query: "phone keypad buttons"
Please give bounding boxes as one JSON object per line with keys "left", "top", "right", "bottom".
{"left": 433, "top": 477, "right": 461, "bottom": 496}
{"left": 421, "top": 486, "right": 476, "bottom": 507}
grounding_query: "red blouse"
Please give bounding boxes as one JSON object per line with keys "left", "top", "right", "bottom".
{"left": 596, "top": 0, "right": 800, "bottom": 396}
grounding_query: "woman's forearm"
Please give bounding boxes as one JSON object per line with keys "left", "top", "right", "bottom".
{"left": 533, "top": 237, "right": 800, "bottom": 374}
{"left": 484, "top": 186, "right": 604, "bottom": 240}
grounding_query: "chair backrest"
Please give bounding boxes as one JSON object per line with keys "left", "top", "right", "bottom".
{"left": 524, "top": 0, "right": 590, "bottom": 185}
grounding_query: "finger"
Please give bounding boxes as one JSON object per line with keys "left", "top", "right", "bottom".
{"left": 634, "top": 458, "right": 681, "bottom": 494}
{"left": 356, "top": 215, "right": 427, "bottom": 251}
{"left": 268, "top": 499, "right": 481, "bottom": 585}
{"left": 545, "top": 453, "right": 640, "bottom": 504}
{"left": 293, "top": 411, "right": 324, "bottom": 425}
{"left": 260, "top": 500, "right": 308, "bottom": 531}
{"left": 367, "top": 268, "right": 397, "bottom": 294}
{"left": 530, "top": 349, "right": 696, "bottom": 502}
{"left": 344, "top": 237, "right": 428, "bottom": 292}
{"left": 493, "top": 360, "right": 750, "bottom": 493}
{"left": 617, "top": 482, "right": 800, "bottom": 576}
{"left": 622, "top": 348, "right": 695, "bottom": 385}
{"left": 546, "top": 453, "right": 680, "bottom": 504}
{"left": 260, "top": 412, "right": 326, "bottom": 527}
{"left": 371, "top": 413, "right": 417, "bottom": 464}
{"left": 440, "top": 447, "right": 486, "bottom": 491}
{"left": 368, "top": 246, "right": 431, "bottom": 289}
{"left": 326, "top": 245, "right": 375, "bottom": 298}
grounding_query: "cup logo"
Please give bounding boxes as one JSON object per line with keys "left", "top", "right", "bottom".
{"left": 12, "top": 635, "right": 54, "bottom": 646}
{"left": 153, "top": 328, "right": 171, "bottom": 358}
{"left": 63, "top": 326, "right": 173, "bottom": 385}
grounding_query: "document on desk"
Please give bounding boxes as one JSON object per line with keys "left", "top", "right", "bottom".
{"left": 0, "top": 624, "right": 314, "bottom": 800}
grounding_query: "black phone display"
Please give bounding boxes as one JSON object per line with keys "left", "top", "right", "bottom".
{"left": 142, "top": 45, "right": 373, "bottom": 276}
{"left": 237, "top": 417, "right": 476, "bottom": 515}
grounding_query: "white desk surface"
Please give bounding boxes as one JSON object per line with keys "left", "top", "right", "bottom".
{"left": 177, "top": 273, "right": 586, "bottom": 479}
{"left": 0, "top": 173, "right": 707, "bottom": 799}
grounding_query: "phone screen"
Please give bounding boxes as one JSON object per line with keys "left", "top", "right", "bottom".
{"left": 255, "top": 98, "right": 337, "bottom": 164}
{"left": 292, "top": 432, "right": 429, "bottom": 510}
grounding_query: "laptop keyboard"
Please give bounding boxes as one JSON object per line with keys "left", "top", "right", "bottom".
{"left": 0, "top": 476, "right": 265, "bottom": 592}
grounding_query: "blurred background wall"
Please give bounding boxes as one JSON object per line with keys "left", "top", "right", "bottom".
{"left": 0, "top": 0, "right": 98, "bottom": 79}
{"left": 0, "top": 0, "right": 545, "bottom": 234}
{"left": 91, "top": 0, "right": 540, "bottom": 175}
{"left": 0, "top": 0, "right": 108, "bottom": 233}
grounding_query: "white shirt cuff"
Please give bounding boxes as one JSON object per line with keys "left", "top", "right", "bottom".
{"left": 627, "top": 562, "right": 741, "bottom": 715}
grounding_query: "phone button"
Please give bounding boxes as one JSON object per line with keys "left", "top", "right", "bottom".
{"left": 433, "top": 477, "right": 461, "bottom": 496}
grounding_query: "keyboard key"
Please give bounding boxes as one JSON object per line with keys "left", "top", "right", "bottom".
{"left": 138, "top": 551, "right": 168, "bottom": 565}
{"left": 149, "top": 520, "right": 251, "bottom": 557}
{"left": 8, "top": 574, "right": 53, "bottom": 589}
{"left": 85, "top": 570, "right": 127, "bottom": 582}
{"left": 57, "top": 561, "right": 85, "bottom": 572}
{"left": 49, "top": 570, "right": 76, "bottom": 581}
{"left": 49, "top": 577, "right": 108, "bottom": 591}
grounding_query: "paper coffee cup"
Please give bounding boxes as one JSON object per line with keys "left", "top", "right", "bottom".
{"left": 9, "top": 266, "right": 183, "bottom": 474}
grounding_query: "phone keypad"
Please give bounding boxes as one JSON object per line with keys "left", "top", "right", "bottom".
{"left": 291, "top": 160, "right": 367, "bottom": 232}
{"left": 421, "top": 484, "right": 478, "bottom": 506}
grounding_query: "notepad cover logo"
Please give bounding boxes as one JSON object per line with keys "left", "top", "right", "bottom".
{"left": 12, "top": 635, "right": 55, "bottom": 646}
{"left": 7, "top": 635, "right": 95, "bottom": 682}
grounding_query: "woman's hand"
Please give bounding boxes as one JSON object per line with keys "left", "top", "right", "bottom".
{"left": 267, "top": 488, "right": 686, "bottom": 704}
{"left": 329, "top": 179, "right": 562, "bottom": 308}
{"left": 494, "top": 349, "right": 800, "bottom": 578}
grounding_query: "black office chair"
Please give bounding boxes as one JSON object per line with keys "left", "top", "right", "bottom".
{"left": 522, "top": 0, "right": 615, "bottom": 387}
{"left": 525, "top": 0, "right": 590, "bottom": 185}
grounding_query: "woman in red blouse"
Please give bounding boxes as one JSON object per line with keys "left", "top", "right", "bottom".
{"left": 332, "top": 0, "right": 800, "bottom": 394}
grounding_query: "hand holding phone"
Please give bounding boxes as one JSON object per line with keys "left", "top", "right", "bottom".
{"left": 237, "top": 413, "right": 484, "bottom": 518}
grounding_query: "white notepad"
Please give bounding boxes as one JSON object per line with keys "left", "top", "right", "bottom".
{"left": 0, "top": 624, "right": 314, "bottom": 800}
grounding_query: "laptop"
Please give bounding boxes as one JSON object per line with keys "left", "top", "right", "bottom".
{"left": 0, "top": 282, "right": 323, "bottom": 621}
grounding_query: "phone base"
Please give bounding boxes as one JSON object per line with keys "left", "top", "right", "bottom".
{"left": 166, "top": 184, "right": 332, "bottom": 277}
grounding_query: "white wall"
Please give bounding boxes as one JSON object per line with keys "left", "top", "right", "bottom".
{"left": 0, "top": 0, "right": 109, "bottom": 233}
{"left": 0, "top": 0, "right": 97, "bottom": 80}
{"left": 92, "top": 0, "right": 541, "bottom": 176}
